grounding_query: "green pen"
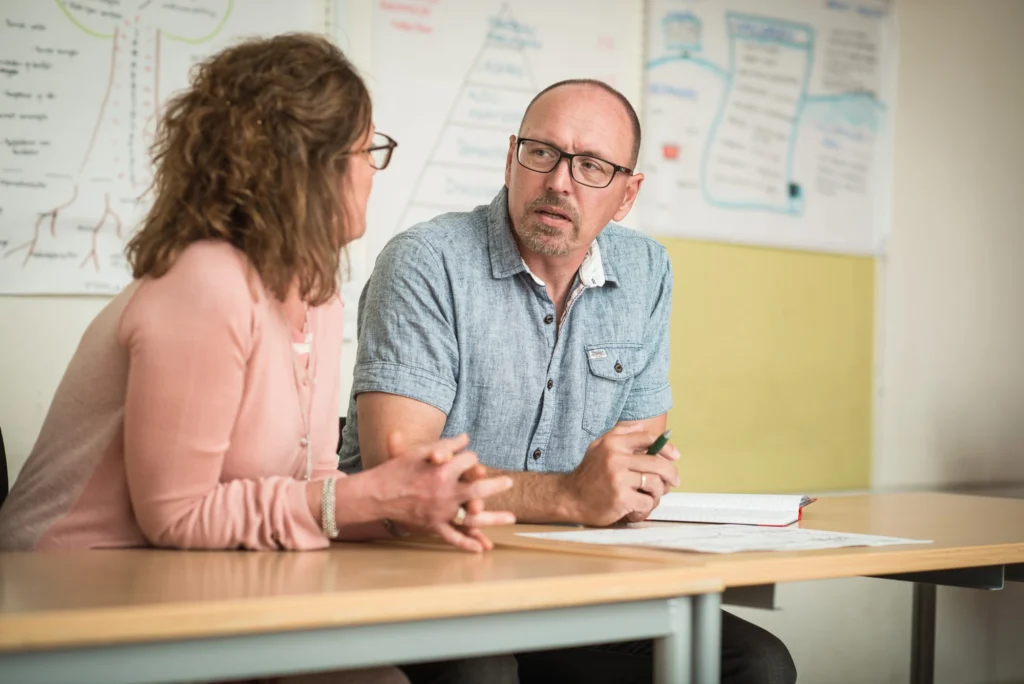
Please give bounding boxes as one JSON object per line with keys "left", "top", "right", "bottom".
{"left": 646, "top": 429, "right": 672, "bottom": 455}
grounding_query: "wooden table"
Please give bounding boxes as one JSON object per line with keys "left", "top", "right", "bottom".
{"left": 491, "top": 492, "right": 1024, "bottom": 684}
{"left": 0, "top": 543, "right": 721, "bottom": 684}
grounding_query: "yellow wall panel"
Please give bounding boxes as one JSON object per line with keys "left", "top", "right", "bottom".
{"left": 662, "top": 238, "right": 874, "bottom": 493}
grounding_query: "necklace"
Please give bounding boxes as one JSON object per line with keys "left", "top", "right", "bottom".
{"left": 286, "top": 302, "right": 316, "bottom": 480}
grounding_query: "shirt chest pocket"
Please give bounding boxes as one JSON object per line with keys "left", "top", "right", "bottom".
{"left": 582, "top": 343, "right": 646, "bottom": 437}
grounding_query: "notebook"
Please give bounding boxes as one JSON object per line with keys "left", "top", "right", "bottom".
{"left": 647, "top": 493, "right": 816, "bottom": 527}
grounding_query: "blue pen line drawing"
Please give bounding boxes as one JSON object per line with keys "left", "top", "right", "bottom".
{"left": 701, "top": 13, "right": 813, "bottom": 214}
{"left": 396, "top": 2, "right": 538, "bottom": 233}
{"left": 663, "top": 11, "right": 703, "bottom": 53}
{"left": 646, "top": 8, "right": 888, "bottom": 218}
{"left": 804, "top": 96, "right": 884, "bottom": 134}
{"left": 646, "top": 52, "right": 729, "bottom": 80}
{"left": 646, "top": 10, "right": 729, "bottom": 79}
{"left": 805, "top": 92, "right": 886, "bottom": 111}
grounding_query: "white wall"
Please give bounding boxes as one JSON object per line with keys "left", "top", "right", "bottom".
{"left": 1, "top": 1, "right": 1022, "bottom": 682}
{"left": 735, "top": 2, "right": 1024, "bottom": 682}
{"left": 875, "top": 0, "right": 1024, "bottom": 491}
{"left": 1, "top": 296, "right": 106, "bottom": 476}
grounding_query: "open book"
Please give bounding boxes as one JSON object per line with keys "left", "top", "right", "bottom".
{"left": 647, "top": 493, "right": 816, "bottom": 527}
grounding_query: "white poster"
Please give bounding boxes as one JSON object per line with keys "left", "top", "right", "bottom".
{"left": 640, "top": 0, "right": 897, "bottom": 254}
{"left": 0, "top": 0, "right": 324, "bottom": 294}
{"left": 354, "top": 0, "right": 644, "bottom": 271}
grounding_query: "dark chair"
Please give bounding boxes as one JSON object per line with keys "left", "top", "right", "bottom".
{"left": 0, "top": 426, "right": 8, "bottom": 510}
{"left": 336, "top": 417, "right": 346, "bottom": 457}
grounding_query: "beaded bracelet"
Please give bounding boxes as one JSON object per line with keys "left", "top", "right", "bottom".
{"left": 320, "top": 477, "right": 339, "bottom": 539}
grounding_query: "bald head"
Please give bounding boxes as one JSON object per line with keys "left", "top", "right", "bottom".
{"left": 505, "top": 79, "right": 646, "bottom": 263}
{"left": 519, "top": 79, "right": 641, "bottom": 167}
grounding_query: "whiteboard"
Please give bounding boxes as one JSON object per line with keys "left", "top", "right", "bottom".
{"left": 639, "top": 0, "right": 897, "bottom": 255}
{"left": 343, "top": 0, "right": 644, "bottom": 283}
{"left": 1, "top": 0, "right": 888, "bottom": 296}
{"left": 0, "top": 0, "right": 325, "bottom": 295}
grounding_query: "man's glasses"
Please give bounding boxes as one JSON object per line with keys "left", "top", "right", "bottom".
{"left": 359, "top": 132, "right": 398, "bottom": 170}
{"left": 516, "top": 137, "right": 632, "bottom": 189}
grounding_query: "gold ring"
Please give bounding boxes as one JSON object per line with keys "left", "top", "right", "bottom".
{"left": 640, "top": 474, "right": 647, "bottom": 491}
{"left": 452, "top": 506, "right": 468, "bottom": 526}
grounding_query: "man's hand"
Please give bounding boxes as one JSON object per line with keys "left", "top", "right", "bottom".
{"left": 561, "top": 423, "right": 681, "bottom": 527}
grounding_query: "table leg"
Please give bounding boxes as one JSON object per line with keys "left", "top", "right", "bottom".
{"left": 693, "top": 592, "right": 722, "bottom": 683}
{"left": 653, "top": 596, "right": 693, "bottom": 684}
{"left": 911, "top": 582, "right": 936, "bottom": 684}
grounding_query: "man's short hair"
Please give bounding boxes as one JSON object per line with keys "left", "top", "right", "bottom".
{"left": 519, "top": 79, "right": 641, "bottom": 168}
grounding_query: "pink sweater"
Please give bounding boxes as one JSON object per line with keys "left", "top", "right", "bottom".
{"left": 0, "top": 241, "right": 344, "bottom": 551}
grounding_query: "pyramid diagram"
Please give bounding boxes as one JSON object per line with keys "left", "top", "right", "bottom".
{"left": 397, "top": 3, "right": 538, "bottom": 231}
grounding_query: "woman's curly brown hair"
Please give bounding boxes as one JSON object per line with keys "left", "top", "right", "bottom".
{"left": 126, "top": 33, "right": 371, "bottom": 306}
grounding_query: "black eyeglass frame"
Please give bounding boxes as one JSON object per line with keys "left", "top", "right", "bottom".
{"left": 515, "top": 136, "right": 633, "bottom": 189}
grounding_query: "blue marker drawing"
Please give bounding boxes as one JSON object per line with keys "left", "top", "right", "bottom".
{"left": 647, "top": 82, "right": 700, "bottom": 101}
{"left": 663, "top": 12, "right": 703, "bottom": 52}
{"left": 700, "top": 13, "right": 814, "bottom": 214}
{"left": 487, "top": 15, "right": 542, "bottom": 49}
{"left": 856, "top": 4, "right": 888, "bottom": 19}
{"left": 398, "top": 3, "right": 537, "bottom": 232}
{"left": 805, "top": 92, "right": 886, "bottom": 117}
{"left": 802, "top": 95, "right": 881, "bottom": 201}
{"left": 645, "top": 53, "right": 729, "bottom": 80}
{"left": 644, "top": 7, "right": 891, "bottom": 222}
{"left": 645, "top": 8, "right": 726, "bottom": 78}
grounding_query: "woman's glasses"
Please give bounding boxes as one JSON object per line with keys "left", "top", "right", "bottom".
{"left": 363, "top": 132, "right": 398, "bottom": 170}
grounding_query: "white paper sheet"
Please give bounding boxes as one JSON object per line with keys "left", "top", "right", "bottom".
{"left": 519, "top": 525, "right": 931, "bottom": 554}
{"left": 346, "top": 0, "right": 644, "bottom": 305}
{"left": 0, "top": 1, "right": 325, "bottom": 294}
{"left": 640, "top": 0, "right": 897, "bottom": 255}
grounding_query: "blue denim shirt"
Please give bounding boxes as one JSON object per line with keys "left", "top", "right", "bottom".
{"left": 339, "top": 187, "right": 672, "bottom": 474}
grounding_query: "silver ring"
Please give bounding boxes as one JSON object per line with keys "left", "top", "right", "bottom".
{"left": 451, "top": 505, "right": 468, "bottom": 526}
{"left": 640, "top": 474, "right": 647, "bottom": 492}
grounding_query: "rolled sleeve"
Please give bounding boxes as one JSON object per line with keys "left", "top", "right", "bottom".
{"left": 619, "top": 383, "right": 673, "bottom": 422}
{"left": 352, "top": 361, "right": 457, "bottom": 416}
{"left": 352, "top": 233, "right": 459, "bottom": 414}
{"left": 621, "top": 248, "right": 673, "bottom": 420}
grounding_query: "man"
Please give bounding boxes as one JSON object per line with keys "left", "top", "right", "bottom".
{"left": 340, "top": 79, "right": 796, "bottom": 684}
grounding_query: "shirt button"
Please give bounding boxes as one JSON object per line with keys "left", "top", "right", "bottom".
{"left": 547, "top": 379, "right": 553, "bottom": 390}
{"left": 543, "top": 314, "right": 554, "bottom": 324}
{"left": 533, "top": 448, "right": 542, "bottom": 460}
{"left": 300, "top": 437, "right": 309, "bottom": 447}
{"left": 614, "top": 362, "right": 624, "bottom": 373}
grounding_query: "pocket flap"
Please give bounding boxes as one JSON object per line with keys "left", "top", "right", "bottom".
{"left": 585, "top": 343, "right": 646, "bottom": 381}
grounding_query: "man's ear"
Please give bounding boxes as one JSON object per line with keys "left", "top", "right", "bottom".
{"left": 613, "top": 173, "right": 644, "bottom": 222}
{"left": 505, "top": 135, "right": 516, "bottom": 187}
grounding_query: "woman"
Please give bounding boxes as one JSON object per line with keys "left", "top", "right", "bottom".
{"left": 0, "top": 33, "right": 514, "bottom": 681}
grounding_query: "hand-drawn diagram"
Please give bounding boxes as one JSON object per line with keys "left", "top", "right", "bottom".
{"left": 703, "top": 15, "right": 813, "bottom": 214}
{"left": 397, "top": 3, "right": 538, "bottom": 233}
{"left": 641, "top": 0, "right": 895, "bottom": 255}
{"left": 0, "top": 0, "right": 318, "bottom": 294}
{"left": 0, "top": 1, "right": 231, "bottom": 294}
{"left": 355, "top": 0, "right": 641, "bottom": 308}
